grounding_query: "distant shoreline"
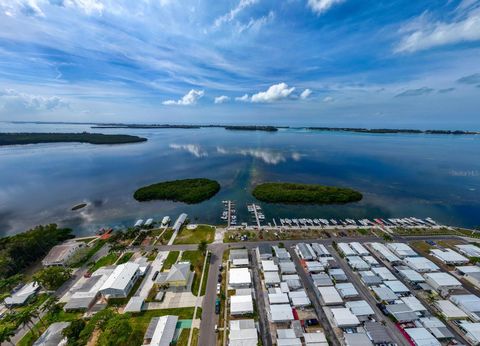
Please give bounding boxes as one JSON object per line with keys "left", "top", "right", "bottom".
{"left": 0, "top": 132, "right": 147, "bottom": 146}
{"left": 5, "top": 121, "right": 480, "bottom": 135}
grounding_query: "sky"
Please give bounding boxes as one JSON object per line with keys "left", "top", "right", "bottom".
{"left": 0, "top": 0, "right": 479, "bottom": 128}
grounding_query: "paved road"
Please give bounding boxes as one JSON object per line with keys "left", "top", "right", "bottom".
{"left": 327, "top": 245, "right": 409, "bottom": 346}
{"left": 288, "top": 247, "right": 340, "bottom": 346}
{"left": 250, "top": 249, "right": 272, "bottom": 346}
{"left": 198, "top": 246, "right": 223, "bottom": 346}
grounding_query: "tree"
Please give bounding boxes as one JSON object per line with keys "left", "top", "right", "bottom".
{"left": 41, "top": 296, "right": 60, "bottom": 315}
{"left": 16, "top": 309, "right": 36, "bottom": 337}
{"left": 97, "top": 315, "right": 132, "bottom": 346}
{"left": 0, "top": 326, "right": 16, "bottom": 345}
{"left": 62, "top": 319, "right": 86, "bottom": 344}
{"left": 197, "top": 240, "right": 208, "bottom": 255}
{"left": 34, "top": 267, "right": 72, "bottom": 290}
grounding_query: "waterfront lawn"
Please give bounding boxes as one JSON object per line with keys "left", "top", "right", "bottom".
{"left": 174, "top": 225, "right": 215, "bottom": 244}
{"left": 181, "top": 250, "right": 206, "bottom": 296}
{"left": 117, "top": 252, "right": 134, "bottom": 264}
{"left": 88, "top": 252, "right": 119, "bottom": 272}
{"left": 159, "top": 228, "right": 174, "bottom": 245}
{"left": 69, "top": 239, "right": 106, "bottom": 268}
{"left": 162, "top": 251, "right": 180, "bottom": 270}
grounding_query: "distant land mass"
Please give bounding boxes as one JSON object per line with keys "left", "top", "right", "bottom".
{"left": 92, "top": 124, "right": 278, "bottom": 132}
{"left": 306, "top": 127, "right": 480, "bottom": 135}
{"left": 0, "top": 132, "right": 147, "bottom": 146}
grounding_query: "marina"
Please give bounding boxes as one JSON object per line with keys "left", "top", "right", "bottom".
{"left": 221, "top": 200, "right": 237, "bottom": 227}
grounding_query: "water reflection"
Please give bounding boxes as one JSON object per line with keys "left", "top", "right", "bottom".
{"left": 216, "top": 146, "right": 302, "bottom": 165}
{"left": 169, "top": 144, "right": 208, "bottom": 157}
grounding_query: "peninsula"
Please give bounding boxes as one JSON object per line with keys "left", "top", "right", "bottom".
{"left": 252, "top": 182, "right": 363, "bottom": 204}
{"left": 134, "top": 178, "right": 220, "bottom": 204}
{"left": 0, "top": 132, "right": 147, "bottom": 146}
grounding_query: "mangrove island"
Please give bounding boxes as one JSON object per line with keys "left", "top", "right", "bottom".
{"left": 252, "top": 182, "right": 363, "bottom": 204}
{"left": 0, "top": 132, "right": 147, "bottom": 146}
{"left": 134, "top": 178, "right": 220, "bottom": 204}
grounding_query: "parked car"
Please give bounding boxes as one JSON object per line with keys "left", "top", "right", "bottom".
{"left": 216, "top": 283, "right": 221, "bottom": 294}
{"left": 152, "top": 270, "right": 159, "bottom": 281}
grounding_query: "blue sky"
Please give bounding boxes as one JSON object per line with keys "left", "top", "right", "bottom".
{"left": 0, "top": 0, "right": 479, "bottom": 128}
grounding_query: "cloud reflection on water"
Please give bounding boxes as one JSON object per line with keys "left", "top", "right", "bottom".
{"left": 216, "top": 146, "right": 302, "bottom": 165}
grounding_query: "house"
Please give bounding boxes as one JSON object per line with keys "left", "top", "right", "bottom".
{"left": 317, "top": 286, "right": 343, "bottom": 305}
{"left": 311, "top": 243, "right": 331, "bottom": 257}
{"left": 328, "top": 268, "right": 347, "bottom": 282}
{"left": 364, "top": 322, "right": 394, "bottom": 345}
{"left": 449, "top": 294, "right": 480, "bottom": 321}
{"left": 257, "top": 244, "right": 272, "bottom": 260}
{"left": 397, "top": 268, "right": 425, "bottom": 283}
{"left": 419, "top": 317, "right": 454, "bottom": 340}
{"left": 124, "top": 296, "right": 145, "bottom": 313}
{"left": 346, "top": 300, "right": 375, "bottom": 321}
{"left": 279, "top": 261, "right": 296, "bottom": 274}
{"left": 335, "top": 283, "right": 358, "bottom": 298}
{"left": 142, "top": 315, "right": 178, "bottom": 346}
{"left": 33, "top": 322, "right": 70, "bottom": 346}
{"left": 4, "top": 282, "right": 39, "bottom": 307}
{"left": 231, "top": 295, "right": 254, "bottom": 315}
{"left": 42, "top": 242, "right": 84, "bottom": 267}
{"left": 371, "top": 267, "right": 395, "bottom": 281}
{"left": 312, "top": 273, "right": 333, "bottom": 286}
{"left": 435, "top": 300, "right": 468, "bottom": 320}
{"left": 404, "top": 327, "right": 441, "bottom": 346}
{"left": 229, "top": 268, "right": 252, "bottom": 288}
{"left": 305, "top": 261, "right": 324, "bottom": 273}
{"left": 401, "top": 296, "right": 427, "bottom": 314}
{"left": 346, "top": 256, "right": 370, "bottom": 271}
{"left": 385, "top": 303, "right": 418, "bottom": 322}
{"left": 296, "top": 243, "right": 316, "bottom": 260}
{"left": 269, "top": 304, "right": 294, "bottom": 322}
{"left": 456, "top": 244, "right": 480, "bottom": 258}
{"left": 288, "top": 290, "right": 310, "bottom": 307}
{"left": 456, "top": 265, "right": 480, "bottom": 288}
{"left": 331, "top": 307, "right": 360, "bottom": 327}
{"left": 370, "top": 243, "right": 401, "bottom": 264}
{"left": 156, "top": 262, "right": 192, "bottom": 287}
{"left": 404, "top": 257, "right": 439, "bottom": 273}
{"left": 458, "top": 322, "right": 480, "bottom": 345}
{"left": 229, "top": 319, "right": 258, "bottom": 346}
{"left": 424, "top": 272, "right": 462, "bottom": 293}
{"left": 277, "top": 329, "right": 301, "bottom": 345}
{"left": 344, "top": 333, "right": 373, "bottom": 346}
{"left": 303, "top": 332, "right": 328, "bottom": 346}
{"left": 372, "top": 286, "right": 398, "bottom": 302}
{"left": 387, "top": 243, "right": 417, "bottom": 258}
{"left": 268, "top": 293, "right": 290, "bottom": 305}
{"left": 383, "top": 280, "right": 409, "bottom": 295}
{"left": 272, "top": 246, "right": 291, "bottom": 261}
{"left": 431, "top": 249, "right": 469, "bottom": 265}
{"left": 99, "top": 262, "right": 140, "bottom": 298}
{"left": 261, "top": 260, "right": 279, "bottom": 272}
{"left": 350, "top": 242, "right": 369, "bottom": 256}
{"left": 230, "top": 249, "right": 249, "bottom": 267}
{"left": 337, "top": 243, "right": 356, "bottom": 257}
{"left": 264, "top": 272, "right": 281, "bottom": 286}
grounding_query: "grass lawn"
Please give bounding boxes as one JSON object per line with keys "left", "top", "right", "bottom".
{"left": 163, "top": 251, "right": 180, "bottom": 270}
{"left": 88, "top": 252, "right": 119, "bottom": 272}
{"left": 200, "top": 255, "right": 210, "bottom": 296}
{"left": 18, "top": 309, "right": 82, "bottom": 346}
{"left": 159, "top": 228, "right": 174, "bottom": 245}
{"left": 176, "top": 328, "right": 190, "bottom": 346}
{"left": 180, "top": 250, "right": 206, "bottom": 295}
{"left": 117, "top": 252, "right": 134, "bottom": 264}
{"left": 69, "top": 239, "right": 106, "bottom": 268}
{"left": 174, "top": 225, "right": 215, "bottom": 244}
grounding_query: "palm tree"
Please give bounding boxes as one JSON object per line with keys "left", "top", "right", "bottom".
{"left": 41, "top": 296, "right": 59, "bottom": 315}
{"left": 16, "top": 309, "right": 37, "bottom": 337}
{"left": 198, "top": 241, "right": 208, "bottom": 255}
{"left": 0, "top": 326, "right": 16, "bottom": 345}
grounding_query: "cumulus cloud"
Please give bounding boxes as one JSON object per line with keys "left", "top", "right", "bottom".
{"left": 163, "top": 89, "right": 204, "bottom": 106}
{"left": 395, "top": 87, "right": 434, "bottom": 97}
{"left": 395, "top": 5, "right": 480, "bottom": 53}
{"left": 169, "top": 144, "right": 207, "bottom": 158}
{"left": 0, "top": 89, "right": 68, "bottom": 111}
{"left": 235, "top": 94, "right": 250, "bottom": 102}
{"left": 457, "top": 73, "right": 480, "bottom": 84}
{"left": 300, "top": 88, "right": 312, "bottom": 99}
{"left": 307, "top": 0, "right": 345, "bottom": 15}
{"left": 251, "top": 82, "right": 295, "bottom": 103}
{"left": 214, "top": 95, "right": 230, "bottom": 104}
{"left": 214, "top": 0, "right": 258, "bottom": 28}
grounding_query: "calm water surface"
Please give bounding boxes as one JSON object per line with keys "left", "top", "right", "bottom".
{"left": 1, "top": 123, "right": 479, "bottom": 236}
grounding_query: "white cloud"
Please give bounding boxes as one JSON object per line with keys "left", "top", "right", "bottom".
{"left": 238, "top": 11, "right": 275, "bottom": 33}
{"left": 323, "top": 96, "right": 334, "bottom": 103}
{"left": 62, "top": 0, "right": 105, "bottom": 15}
{"left": 235, "top": 94, "right": 250, "bottom": 102}
{"left": 251, "top": 82, "right": 295, "bottom": 103}
{"left": 307, "top": 0, "right": 344, "bottom": 15}
{"left": 214, "top": 95, "right": 230, "bottom": 104}
{"left": 300, "top": 88, "right": 312, "bottom": 99}
{"left": 395, "top": 5, "right": 480, "bottom": 53}
{"left": 169, "top": 144, "right": 207, "bottom": 158}
{"left": 0, "top": 89, "right": 68, "bottom": 111}
{"left": 214, "top": 0, "right": 258, "bottom": 28}
{"left": 163, "top": 89, "right": 204, "bottom": 106}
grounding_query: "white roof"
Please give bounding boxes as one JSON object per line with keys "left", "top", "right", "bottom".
{"left": 229, "top": 268, "right": 252, "bottom": 285}
{"left": 346, "top": 256, "right": 370, "bottom": 270}
{"left": 401, "top": 296, "right": 427, "bottom": 312}
{"left": 4, "top": 282, "right": 39, "bottom": 305}
{"left": 387, "top": 243, "right": 417, "bottom": 257}
{"left": 100, "top": 262, "right": 139, "bottom": 292}
{"left": 304, "top": 332, "right": 327, "bottom": 345}
{"left": 450, "top": 294, "right": 480, "bottom": 318}
{"left": 124, "top": 296, "right": 144, "bottom": 312}
{"left": 404, "top": 257, "right": 439, "bottom": 272}
{"left": 350, "top": 242, "right": 369, "bottom": 255}
{"left": 404, "top": 327, "right": 441, "bottom": 346}
{"left": 346, "top": 300, "right": 374, "bottom": 316}
{"left": 229, "top": 329, "right": 258, "bottom": 346}
{"left": 424, "top": 272, "right": 461, "bottom": 287}
{"left": 431, "top": 249, "right": 469, "bottom": 264}
{"left": 231, "top": 295, "right": 254, "bottom": 314}
{"left": 435, "top": 300, "right": 468, "bottom": 319}
{"left": 460, "top": 322, "right": 480, "bottom": 344}
{"left": 143, "top": 315, "right": 178, "bottom": 346}
{"left": 456, "top": 244, "right": 480, "bottom": 257}
{"left": 383, "top": 280, "right": 409, "bottom": 293}
{"left": 372, "top": 286, "right": 398, "bottom": 301}
{"left": 338, "top": 243, "right": 356, "bottom": 256}
{"left": 268, "top": 293, "right": 290, "bottom": 304}
{"left": 262, "top": 260, "right": 279, "bottom": 272}
{"left": 363, "top": 256, "right": 379, "bottom": 266}
{"left": 270, "top": 304, "right": 294, "bottom": 322}
{"left": 398, "top": 269, "right": 425, "bottom": 282}
{"left": 335, "top": 283, "right": 358, "bottom": 298}
{"left": 456, "top": 265, "right": 480, "bottom": 274}
{"left": 33, "top": 322, "right": 70, "bottom": 346}
{"left": 264, "top": 271, "right": 281, "bottom": 284}
{"left": 371, "top": 267, "right": 396, "bottom": 281}
{"left": 370, "top": 243, "right": 401, "bottom": 263}
{"left": 331, "top": 307, "right": 360, "bottom": 327}
{"left": 305, "top": 261, "right": 324, "bottom": 272}
{"left": 317, "top": 286, "right": 343, "bottom": 305}
{"left": 288, "top": 290, "right": 311, "bottom": 306}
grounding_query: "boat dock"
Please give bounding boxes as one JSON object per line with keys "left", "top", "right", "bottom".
{"left": 221, "top": 200, "right": 237, "bottom": 227}
{"left": 247, "top": 203, "right": 265, "bottom": 228}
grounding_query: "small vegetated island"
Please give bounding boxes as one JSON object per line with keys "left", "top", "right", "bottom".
{"left": 252, "top": 182, "right": 363, "bottom": 204}
{"left": 0, "top": 132, "right": 147, "bottom": 146}
{"left": 134, "top": 178, "right": 220, "bottom": 204}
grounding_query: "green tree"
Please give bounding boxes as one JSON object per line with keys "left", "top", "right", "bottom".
{"left": 197, "top": 240, "right": 208, "bottom": 254}
{"left": 62, "top": 319, "right": 86, "bottom": 344}
{"left": 34, "top": 267, "right": 72, "bottom": 290}
{"left": 0, "top": 326, "right": 16, "bottom": 345}
{"left": 97, "top": 315, "right": 132, "bottom": 346}
{"left": 16, "top": 309, "right": 36, "bottom": 337}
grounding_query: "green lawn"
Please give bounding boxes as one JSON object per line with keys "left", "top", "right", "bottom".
{"left": 69, "top": 239, "right": 106, "bottom": 268}
{"left": 175, "top": 328, "right": 190, "bottom": 346}
{"left": 162, "top": 251, "right": 180, "bottom": 270}
{"left": 88, "top": 252, "right": 119, "bottom": 272}
{"left": 117, "top": 252, "right": 134, "bottom": 264}
{"left": 174, "top": 225, "right": 215, "bottom": 244}
{"left": 159, "top": 228, "right": 174, "bottom": 245}
{"left": 181, "top": 250, "right": 207, "bottom": 296}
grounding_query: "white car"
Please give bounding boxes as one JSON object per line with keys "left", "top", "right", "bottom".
{"left": 216, "top": 283, "right": 221, "bottom": 294}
